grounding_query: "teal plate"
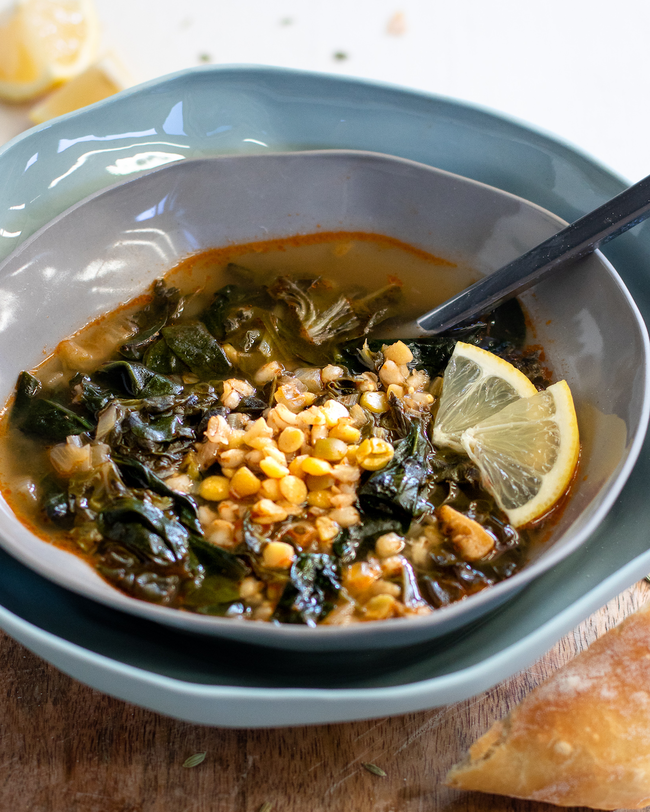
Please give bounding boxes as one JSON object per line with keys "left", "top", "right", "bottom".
{"left": 0, "top": 65, "right": 648, "bottom": 727}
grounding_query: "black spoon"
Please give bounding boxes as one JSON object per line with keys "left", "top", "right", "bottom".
{"left": 382, "top": 173, "right": 650, "bottom": 338}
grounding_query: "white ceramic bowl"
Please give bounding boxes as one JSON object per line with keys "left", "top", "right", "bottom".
{"left": 0, "top": 149, "right": 647, "bottom": 652}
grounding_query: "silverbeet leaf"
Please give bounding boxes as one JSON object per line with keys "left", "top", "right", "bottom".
{"left": 332, "top": 517, "right": 403, "bottom": 565}
{"left": 120, "top": 314, "right": 169, "bottom": 361}
{"left": 113, "top": 454, "right": 203, "bottom": 536}
{"left": 71, "top": 374, "right": 115, "bottom": 415}
{"left": 357, "top": 409, "right": 433, "bottom": 530}
{"left": 272, "top": 553, "right": 340, "bottom": 626}
{"left": 40, "top": 476, "right": 75, "bottom": 527}
{"left": 189, "top": 534, "right": 249, "bottom": 580}
{"left": 120, "top": 278, "right": 185, "bottom": 360}
{"left": 269, "top": 276, "right": 401, "bottom": 347}
{"left": 99, "top": 520, "right": 178, "bottom": 567}
{"left": 269, "top": 276, "right": 359, "bottom": 345}
{"left": 162, "top": 322, "right": 232, "bottom": 378}
{"left": 98, "top": 497, "right": 190, "bottom": 563}
{"left": 182, "top": 573, "right": 242, "bottom": 613}
{"left": 103, "top": 391, "right": 216, "bottom": 476}
{"left": 99, "top": 361, "right": 183, "bottom": 398}
{"left": 201, "top": 283, "right": 249, "bottom": 339}
{"left": 201, "top": 281, "right": 272, "bottom": 341}
{"left": 267, "top": 276, "right": 402, "bottom": 366}
{"left": 143, "top": 337, "right": 186, "bottom": 374}
{"left": 17, "top": 398, "right": 94, "bottom": 442}
{"left": 125, "top": 410, "right": 193, "bottom": 446}
{"left": 13, "top": 370, "right": 41, "bottom": 411}
{"left": 109, "top": 571, "right": 180, "bottom": 603}
{"left": 235, "top": 395, "right": 268, "bottom": 416}
{"left": 13, "top": 370, "right": 94, "bottom": 441}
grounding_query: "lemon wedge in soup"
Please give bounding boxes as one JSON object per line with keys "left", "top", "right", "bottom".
{"left": 432, "top": 342, "right": 580, "bottom": 526}
{"left": 459, "top": 380, "right": 580, "bottom": 527}
{"left": 432, "top": 341, "right": 537, "bottom": 452}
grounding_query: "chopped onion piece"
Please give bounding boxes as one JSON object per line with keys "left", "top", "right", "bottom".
{"left": 95, "top": 403, "right": 117, "bottom": 441}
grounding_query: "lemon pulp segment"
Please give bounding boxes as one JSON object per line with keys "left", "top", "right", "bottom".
{"left": 460, "top": 380, "right": 580, "bottom": 527}
{"left": 432, "top": 341, "right": 537, "bottom": 452}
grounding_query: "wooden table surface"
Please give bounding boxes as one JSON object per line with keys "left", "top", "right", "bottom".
{"left": 0, "top": 582, "right": 648, "bottom": 812}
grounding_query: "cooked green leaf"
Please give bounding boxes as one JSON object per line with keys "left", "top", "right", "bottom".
{"left": 183, "top": 574, "right": 241, "bottom": 610}
{"left": 113, "top": 454, "right": 203, "bottom": 535}
{"left": 357, "top": 409, "right": 433, "bottom": 529}
{"left": 189, "top": 534, "right": 249, "bottom": 580}
{"left": 120, "top": 279, "right": 184, "bottom": 360}
{"left": 17, "top": 398, "right": 94, "bottom": 442}
{"left": 71, "top": 374, "right": 115, "bottom": 415}
{"left": 162, "top": 322, "right": 232, "bottom": 377}
{"left": 143, "top": 337, "right": 186, "bottom": 374}
{"left": 98, "top": 497, "right": 190, "bottom": 562}
{"left": 40, "top": 476, "right": 74, "bottom": 527}
{"left": 202, "top": 281, "right": 271, "bottom": 340}
{"left": 13, "top": 370, "right": 41, "bottom": 411}
{"left": 332, "top": 517, "right": 402, "bottom": 564}
{"left": 99, "top": 361, "right": 183, "bottom": 398}
{"left": 273, "top": 553, "right": 340, "bottom": 626}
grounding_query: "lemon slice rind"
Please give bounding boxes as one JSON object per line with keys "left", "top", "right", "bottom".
{"left": 432, "top": 341, "right": 537, "bottom": 452}
{"left": 460, "top": 380, "right": 580, "bottom": 527}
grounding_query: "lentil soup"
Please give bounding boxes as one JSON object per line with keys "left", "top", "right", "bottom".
{"left": 0, "top": 233, "right": 550, "bottom": 626}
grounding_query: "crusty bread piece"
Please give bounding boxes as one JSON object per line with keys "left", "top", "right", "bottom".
{"left": 445, "top": 600, "right": 650, "bottom": 809}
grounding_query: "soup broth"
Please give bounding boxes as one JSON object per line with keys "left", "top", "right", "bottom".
{"left": 0, "top": 232, "right": 550, "bottom": 626}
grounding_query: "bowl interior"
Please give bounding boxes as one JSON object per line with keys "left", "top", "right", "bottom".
{"left": 0, "top": 150, "right": 646, "bottom": 651}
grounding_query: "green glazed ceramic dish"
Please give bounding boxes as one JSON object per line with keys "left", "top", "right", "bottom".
{"left": 0, "top": 65, "right": 649, "bottom": 726}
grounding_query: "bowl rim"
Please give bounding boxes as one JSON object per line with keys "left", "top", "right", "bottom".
{"left": 0, "top": 63, "right": 629, "bottom": 264}
{"left": 0, "top": 147, "right": 648, "bottom": 649}
{"left": 0, "top": 63, "right": 620, "bottom": 182}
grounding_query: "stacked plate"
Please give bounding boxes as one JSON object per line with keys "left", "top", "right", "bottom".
{"left": 1, "top": 66, "right": 649, "bottom": 727}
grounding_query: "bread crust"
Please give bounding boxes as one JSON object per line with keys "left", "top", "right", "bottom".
{"left": 445, "top": 601, "right": 650, "bottom": 809}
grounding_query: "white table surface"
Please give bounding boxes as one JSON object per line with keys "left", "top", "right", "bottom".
{"left": 0, "top": 0, "right": 648, "bottom": 185}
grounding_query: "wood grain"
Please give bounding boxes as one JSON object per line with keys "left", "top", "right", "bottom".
{"left": 0, "top": 582, "right": 649, "bottom": 812}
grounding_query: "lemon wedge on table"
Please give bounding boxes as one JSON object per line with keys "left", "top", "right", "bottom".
{"left": 432, "top": 341, "right": 538, "bottom": 452}
{"left": 0, "top": 0, "right": 100, "bottom": 102}
{"left": 460, "top": 380, "right": 580, "bottom": 527}
{"left": 29, "top": 54, "right": 129, "bottom": 123}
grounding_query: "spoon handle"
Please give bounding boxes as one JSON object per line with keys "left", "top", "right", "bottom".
{"left": 414, "top": 173, "right": 650, "bottom": 336}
